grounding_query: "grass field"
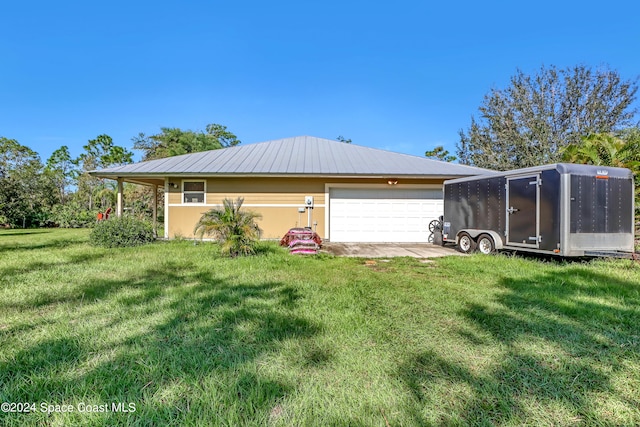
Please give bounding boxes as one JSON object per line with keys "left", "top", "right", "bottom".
{"left": 1, "top": 229, "right": 639, "bottom": 426}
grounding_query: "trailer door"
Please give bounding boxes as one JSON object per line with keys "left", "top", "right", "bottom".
{"left": 506, "top": 175, "right": 540, "bottom": 248}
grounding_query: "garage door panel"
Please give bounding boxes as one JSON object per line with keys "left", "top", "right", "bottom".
{"left": 404, "top": 204, "right": 422, "bottom": 213}
{"left": 391, "top": 204, "right": 409, "bottom": 213}
{"left": 329, "top": 187, "right": 443, "bottom": 242}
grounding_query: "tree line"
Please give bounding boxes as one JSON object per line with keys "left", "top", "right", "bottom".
{"left": 0, "top": 125, "right": 240, "bottom": 228}
{"left": 2, "top": 64, "right": 639, "bottom": 229}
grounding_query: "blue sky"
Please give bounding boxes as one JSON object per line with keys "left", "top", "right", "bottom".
{"left": 1, "top": 0, "right": 638, "bottom": 163}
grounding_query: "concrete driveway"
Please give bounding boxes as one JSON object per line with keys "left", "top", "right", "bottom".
{"left": 321, "top": 242, "right": 464, "bottom": 258}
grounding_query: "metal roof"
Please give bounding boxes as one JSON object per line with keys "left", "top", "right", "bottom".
{"left": 445, "top": 162, "right": 633, "bottom": 184}
{"left": 91, "top": 136, "right": 493, "bottom": 178}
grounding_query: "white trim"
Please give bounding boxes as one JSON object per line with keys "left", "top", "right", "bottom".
{"left": 324, "top": 183, "right": 444, "bottom": 241}
{"left": 325, "top": 183, "right": 440, "bottom": 189}
{"left": 164, "top": 178, "right": 169, "bottom": 239}
{"left": 181, "top": 179, "right": 207, "bottom": 205}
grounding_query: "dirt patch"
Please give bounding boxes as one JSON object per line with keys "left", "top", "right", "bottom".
{"left": 322, "top": 242, "right": 463, "bottom": 258}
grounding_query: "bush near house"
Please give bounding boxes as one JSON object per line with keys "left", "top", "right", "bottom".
{"left": 89, "top": 216, "right": 155, "bottom": 248}
{"left": 49, "top": 202, "right": 99, "bottom": 228}
{"left": 194, "top": 197, "right": 262, "bottom": 257}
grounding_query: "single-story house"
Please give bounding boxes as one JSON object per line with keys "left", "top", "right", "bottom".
{"left": 91, "top": 136, "right": 491, "bottom": 242}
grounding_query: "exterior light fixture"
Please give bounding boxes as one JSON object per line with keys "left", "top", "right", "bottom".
{"left": 387, "top": 179, "right": 398, "bottom": 185}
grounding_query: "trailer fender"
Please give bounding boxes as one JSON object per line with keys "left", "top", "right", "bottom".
{"left": 457, "top": 230, "right": 503, "bottom": 250}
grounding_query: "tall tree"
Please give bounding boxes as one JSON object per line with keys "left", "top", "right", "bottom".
{"left": 425, "top": 145, "right": 456, "bottom": 162}
{"left": 0, "top": 137, "right": 53, "bottom": 227}
{"left": 458, "top": 65, "right": 638, "bottom": 170}
{"left": 77, "top": 134, "right": 133, "bottom": 170}
{"left": 45, "top": 145, "right": 76, "bottom": 205}
{"left": 0, "top": 137, "right": 42, "bottom": 179}
{"left": 133, "top": 123, "right": 241, "bottom": 161}
{"left": 76, "top": 134, "right": 133, "bottom": 210}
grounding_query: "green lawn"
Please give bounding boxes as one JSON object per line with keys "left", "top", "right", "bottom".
{"left": 1, "top": 229, "right": 639, "bottom": 426}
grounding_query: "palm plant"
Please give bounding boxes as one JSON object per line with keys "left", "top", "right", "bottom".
{"left": 562, "top": 131, "right": 640, "bottom": 242}
{"left": 561, "top": 133, "right": 639, "bottom": 169}
{"left": 561, "top": 132, "right": 640, "bottom": 189}
{"left": 194, "top": 197, "right": 262, "bottom": 257}
{"left": 95, "top": 186, "right": 117, "bottom": 210}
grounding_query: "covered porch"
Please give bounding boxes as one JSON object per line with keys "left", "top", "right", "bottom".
{"left": 98, "top": 175, "right": 166, "bottom": 238}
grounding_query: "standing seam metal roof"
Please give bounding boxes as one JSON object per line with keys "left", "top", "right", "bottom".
{"left": 91, "top": 136, "right": 493, "bottom": 176}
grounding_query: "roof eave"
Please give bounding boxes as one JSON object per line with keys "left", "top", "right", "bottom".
{"left": 90, "top": 171, "right": 482, "bottom": 180}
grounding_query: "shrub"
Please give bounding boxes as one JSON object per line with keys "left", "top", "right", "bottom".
{"left": 49, "top": 202, "right": 98, "bottom": 228}
{"left": 90, "top": 216, "right": 155, "bottom": 248}
{"left": 194, "top": 197, "right": 262, "bottom": 257}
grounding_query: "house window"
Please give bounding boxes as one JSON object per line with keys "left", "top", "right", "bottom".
{"left": 183, "top": 181, "right": 205, "bottom": 204}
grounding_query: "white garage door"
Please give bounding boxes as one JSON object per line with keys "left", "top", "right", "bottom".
{"left": 329, "top": 187, "right": 443, "bottom": 242}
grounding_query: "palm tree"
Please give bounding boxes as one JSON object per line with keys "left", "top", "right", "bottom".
{"left": 96, "top": 185, "right": 117, "bottom": 210}
{"left": 194, "top": 197, "right": 262, "bottom": 257}
{"left": 561, "top": 133, "right": 640, "bottom": 171}
{"left": 562, "top": 131, "right": 640, "bottom": 240}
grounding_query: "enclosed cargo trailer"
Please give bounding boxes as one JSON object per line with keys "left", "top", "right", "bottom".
{"left": 442, "top": 163, "right": 635, "bottom": 257}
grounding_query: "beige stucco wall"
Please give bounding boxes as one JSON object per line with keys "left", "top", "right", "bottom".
{"left": 166, "top": 176, "right": 445, "bottom": 240}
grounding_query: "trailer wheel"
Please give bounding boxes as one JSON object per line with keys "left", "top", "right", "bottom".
{"left": 458, "top": 232, "right": 476, "bottom": 254}
{"left": 476, "top": 234, "right": 495, "bottom": 255}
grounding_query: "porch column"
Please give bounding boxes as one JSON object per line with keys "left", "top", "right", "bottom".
{"left": 116, "top": 178, "right": 123, "bottom": 217}
{"left": 164, "top": 178, "right": 169, "bottom": 239}
{"left": 152, "top": 184, "right": 158, "bottom": 237}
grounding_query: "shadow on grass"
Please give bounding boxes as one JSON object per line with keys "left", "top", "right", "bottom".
{"left": 0, "top": 251, "right": 102, "bottom": 293}
{"left": 0, "top": 229, "right": 52, "bottom": 236}
{"left": 399, "top": 264, "right": 640, "bottom": 425}
{"left": 0, "top": 237, "right": 86, "bottom": 255}
{"left": 0, "top": 228, "right": 89, "bottom": 257}
{"left": 0, "top": 263, "right": 321, "bottom": 426}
